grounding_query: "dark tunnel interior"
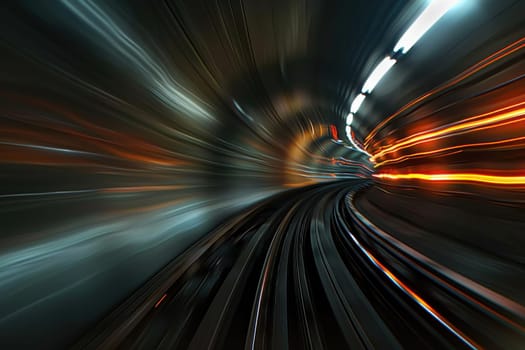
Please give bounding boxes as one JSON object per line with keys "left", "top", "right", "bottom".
{"left": 1, "top": 0, "right": 525, "bottom": 349}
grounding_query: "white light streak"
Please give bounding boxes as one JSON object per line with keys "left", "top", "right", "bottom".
{"left": 233, "top": 100, "right": 254, "bottom": 121}
{"left": 394, "top": 0, "right": 458, "bottom": 54}
{"left": 346, "top": 125, "right": 371, "bottom": 156}
{"left": 346, "top": 113, "right": 354, "bottom": 126}
{"left": 350, "top": 94, "right": 366, "bottom": 114}
{"left": 361, "top": 57, "right": 396, "bottom": 93}
{"left": 61, "top": 0, "right": 212, "bottom": 121}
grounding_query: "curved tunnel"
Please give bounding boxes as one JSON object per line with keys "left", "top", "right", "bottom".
{"left": 1, "top": 1, "right": 524, "bottom": 349}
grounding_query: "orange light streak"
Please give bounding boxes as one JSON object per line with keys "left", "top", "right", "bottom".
{"left": 347, "top": 228, "right": 479, "bottom": 349}
{"left": 154, "top": 294, "right": 167, "bottom": 308}
{"left": 374, "top": 135, "right": 525, "bottom": 167}
{"left": 371, "top": 104, "right": 525, "bottom": 162}
{"left": 374, "top": 173, "right": 525, "bottom": 185}
{"left": 364, "top": 36, "right": 525, "bottom": 148}
{"left": 0, "top": 94, "right": 187, "bottom": 167}
{"left": 366, "top": 254, "right": 478, "bottom": 348}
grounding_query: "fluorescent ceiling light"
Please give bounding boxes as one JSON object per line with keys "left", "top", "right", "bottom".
{"left": 394, "top": 0, "right": 458, "bottom": 54}
{"left": 346, "top": 113, "right": 354, "bottom": 126}
{"left": 361, "top": 57, "right": 396, "bottom": 93}
{"left": 345, "top": 125, "right": 371, "bottom": 156}
{"left": 350, "top": 94, "right": 366, "bottom": 113}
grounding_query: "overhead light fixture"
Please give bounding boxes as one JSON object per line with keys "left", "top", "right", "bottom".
{"left": 350, "top": 94, "right": 366, "bottom": 113}
{"left": 345, "top": 125, "right": 352, "bottom": 139}
{"left": 394, "top": 0, "right": 458, "bottom": 54}
{"left": 361, "top": 56, "right": 397, "bottom": 93}
{"left": 346, "top": 113, "right": 354, "bottom": 126}
{"left": 346, "top": 125, "right": 371, "bottom": 156}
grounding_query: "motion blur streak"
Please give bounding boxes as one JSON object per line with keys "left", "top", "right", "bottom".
{"left": 374, "top": 173, "right": 525, "bottom": 186}
{"left": 364, "top": 36, "right": 525, "bottom": 147}
{"left": 392, "top": 0, "right": 459, "bottom": 54}
{"left": 1, "top": 0, "right": 525, "bottom": 349}
{"left": 370, "top": 104, "right": 525, "bottom": 162}
{"left": 373, "top": 135, "right": 525, "bottom": 168}
{"left": 349, "top": 234, "right": 479, "bottom": 350}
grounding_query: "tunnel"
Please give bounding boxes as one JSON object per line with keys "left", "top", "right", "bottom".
{"left": 0, "top": 0, "right": 524, "bottom": 349}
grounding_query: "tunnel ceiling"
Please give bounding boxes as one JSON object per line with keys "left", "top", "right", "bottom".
{"left": 1, "top": 0, "right": 397, "bottom": 190}
{"left": 0, "top": 0, "right": 410, "bottom": 167}
{"left": 2, "top": 0, "right": 524, "bottom": 186}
